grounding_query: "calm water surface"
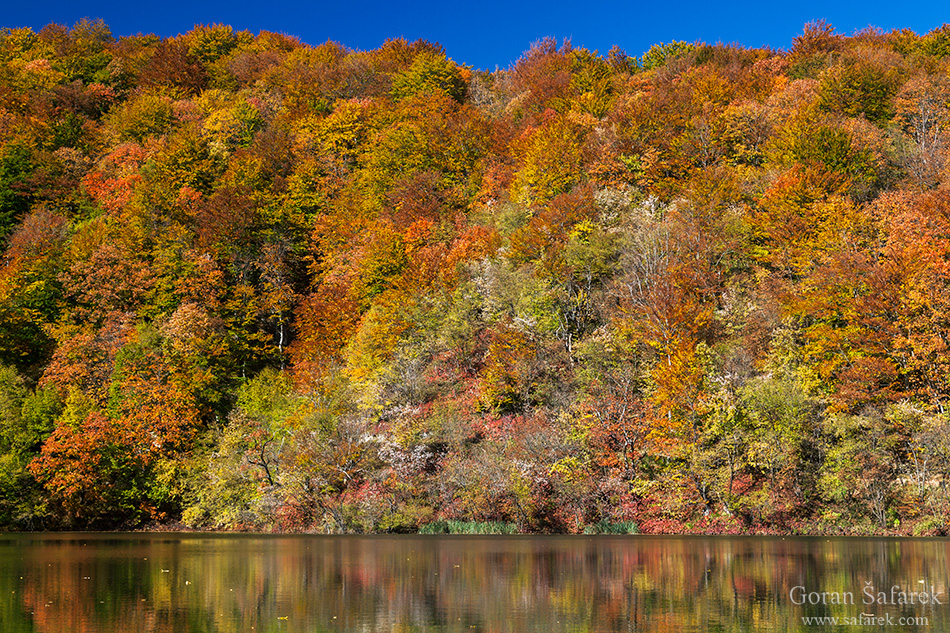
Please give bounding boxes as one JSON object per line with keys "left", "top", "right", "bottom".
{"left": 0, "top": 533, "right": 947, "bottom": 632}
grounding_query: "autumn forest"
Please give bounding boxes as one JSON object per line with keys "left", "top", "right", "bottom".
{"left": 1, "top": 20, "right": 950, "bottom": 534}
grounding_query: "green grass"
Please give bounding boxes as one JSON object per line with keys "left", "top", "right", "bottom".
{"left": 418, "top": 519, "right": 639, "bottom": 534}
{"left": 419, "top": 520, "right": 518, "bottom": 534}
{"left": 582, "top": 520, "right": 639, "bottom": 535}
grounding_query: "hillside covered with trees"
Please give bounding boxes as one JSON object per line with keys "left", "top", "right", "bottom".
{"left": 2, "top": 19, "right": 950, "bottom": 534}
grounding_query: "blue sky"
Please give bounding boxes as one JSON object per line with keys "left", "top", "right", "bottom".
{"left": 4, "top": 0, "right": 949, "bottom": 70}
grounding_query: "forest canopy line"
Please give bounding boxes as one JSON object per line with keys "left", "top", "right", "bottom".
{"left": 4, "top": 19, "right": 950, "bottom": 534}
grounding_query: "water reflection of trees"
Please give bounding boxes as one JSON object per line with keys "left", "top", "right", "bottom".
{"left": 0, "top": 536, "right": 945, "bottom": 632}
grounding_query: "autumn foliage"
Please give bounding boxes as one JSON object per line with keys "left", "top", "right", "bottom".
{"left": 3, "top": 20, "right": 950, "bottom": 534}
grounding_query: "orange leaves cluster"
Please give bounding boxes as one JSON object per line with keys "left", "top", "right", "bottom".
{"left": 31, "top": 326, "right": 200, "bottom": 524}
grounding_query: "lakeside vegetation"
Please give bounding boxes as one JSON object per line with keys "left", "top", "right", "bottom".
{"left": 3, "top": 19, "right": 950, "bottom": 534}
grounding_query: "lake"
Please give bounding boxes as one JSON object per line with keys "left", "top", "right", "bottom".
{"left": 0, "top": 533, "right": 946, "bottom": 632}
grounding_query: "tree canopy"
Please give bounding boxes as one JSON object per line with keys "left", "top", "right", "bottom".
{"left": 2, "top": 20, "right": 950, "bottom": 535}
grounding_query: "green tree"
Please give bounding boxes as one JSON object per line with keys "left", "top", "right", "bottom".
{"left": 390, "top": 51, "right": 467, "bottom": 102}
{"left": 0, "top": 143, "right": 34, "bottom": 240}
